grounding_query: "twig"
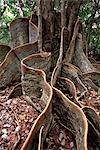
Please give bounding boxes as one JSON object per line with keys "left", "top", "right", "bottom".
{"left": 12, "top": 133, "right": 20, "bottom": 150}
{"left": 10, "top": 107, "right": 21, "bottom": 150}
{"left": 76, "top": 90, "right": 87, "bottom": 101}
{"left": 10, "top": 107, "right": 20, "bottom": 126}
{"left": 57, "top": 120, "right": 75, "bottom": 135}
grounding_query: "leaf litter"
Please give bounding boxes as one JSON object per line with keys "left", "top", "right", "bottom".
{"left": 0, "top": 84, "right": 44, "bottom": 150}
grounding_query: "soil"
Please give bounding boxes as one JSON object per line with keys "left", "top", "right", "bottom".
{"left": 80, "top": 88, "right": 100, "bottom": 114}
{"left": 0, "top": 84, "right": 44, "bottom": 150}
{"left": 44, "top": 115, "right": 75, "bottom": 150}
{"left": 0, "top": 84, "right": 99, "bottom": 150}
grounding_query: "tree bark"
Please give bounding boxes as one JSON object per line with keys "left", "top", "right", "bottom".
{"left": 0, "top": 1, "right": 100, "bottom": 150}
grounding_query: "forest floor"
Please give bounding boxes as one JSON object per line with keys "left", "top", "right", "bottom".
{"left": 0, "top": 83, "right": 100, "bottom": 150}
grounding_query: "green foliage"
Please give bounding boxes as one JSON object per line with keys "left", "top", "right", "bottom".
{"left": 79, "top": 0, "right": 100, "bottom": 55}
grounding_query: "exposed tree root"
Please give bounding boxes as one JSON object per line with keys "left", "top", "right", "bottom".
{"left": 0, "top": 0, "right": 100, "bottom": 149}
{"left": 83, "top": 107, "right": 100, "bottom": 149}
{"left": 52, "top": 87, "right": 88, "bottom": 150}
{"left": 0, "top": 45, "right": 11, "bottom": 63}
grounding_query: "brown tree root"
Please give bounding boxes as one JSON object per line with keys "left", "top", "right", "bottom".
{"left": 29, "top": 15, "right": 38, "bottom": 43}
{"left": 52, "top": 87, "right": 88, "bottom": 150}
{"left": 82, "top": 107, "right": 100, "bottom": 149}
{"left": 8, "top": 83, "right": 22, "bottom": 99}
{"left": 20, "top": 52, "right": 53, "bottom": 150}
{"left": 73, "top": 33, "right": 100, "bottom": 88}
{"left": 56, "top": 77, "right": 82, "bottom": 107}
{"left": 10, "top": 18, "right": 29, "bottom": 48}
{"left": 0, "top": 50, "right": 20, "bottom": 88}
{"left": 51, "top": 27, "right": 68, "bottom": 86}
{"left": 51, "top": 31, "right": 88, "bottom": 149}
{"left": 92, "top": 63, "right": 100, "bottom": 71}
{"left": 82, "top": 78, "right": 100, "bottom": 92}
{"left": 89, "top": 57, "right": 100, "bottom": 64}
{"left": 65, "top": 17, "right": 80, "bottom": 63}
{"left": 0, "top": 42, "right": 38, "bottom": 89}
{"left": 57, "top": 76, "right": 77, "bottom": 99}
{"left": 0, "top": 45, "right": 11, "bottom": 63}
{"left": 66, "top": 0, "right": 81, "bottom": 41}
{"left": 62, "top": 62, "right": 87, "bottom": 99}
{"left": 73, "top": 33, "right": 97, "bottom": 73}
{"left": 82, "top": 72, "right": 100, "bottom": 88}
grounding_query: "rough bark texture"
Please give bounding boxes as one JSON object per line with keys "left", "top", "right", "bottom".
{"left": 0, "top": 0, "right": 100, "bottom": 150}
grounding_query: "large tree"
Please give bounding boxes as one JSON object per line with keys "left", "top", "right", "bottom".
{"left": 0, "top": 0, "right": 100, "bottom": 150}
